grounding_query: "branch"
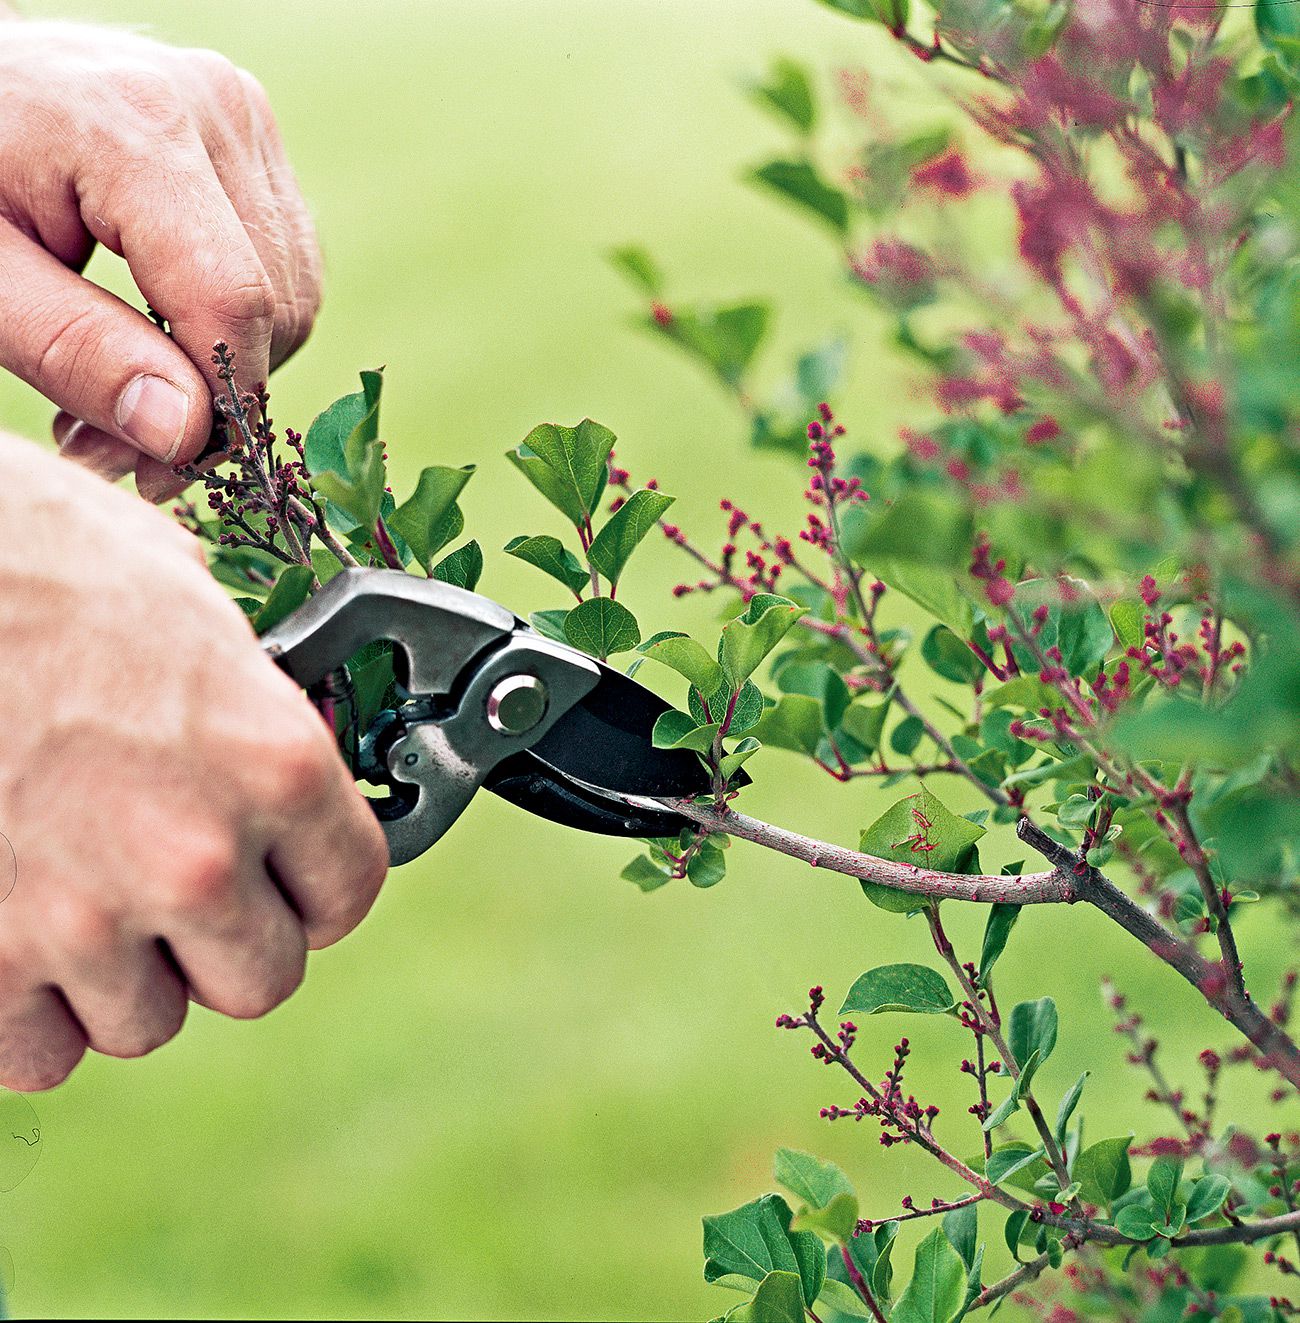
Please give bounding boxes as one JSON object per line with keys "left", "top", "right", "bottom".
{"left": 1017, "top": 820, "right": 1300, "bottom": 1091}
{"left": 968, "top": 1247, "right": 1055, "bottom": 1312}
{"left": 928, "top": 908, "right": 1075, "bottom": 1198}
{"left": 652, "top": 797, "right": 1083, "bottom": 906}
{"left": 643, "top": 795, "right": 1300, "bottom": 1091}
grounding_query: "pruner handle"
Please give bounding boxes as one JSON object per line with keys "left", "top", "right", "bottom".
{"left": 261, "top": 569, "right": 600, "bottom": 865}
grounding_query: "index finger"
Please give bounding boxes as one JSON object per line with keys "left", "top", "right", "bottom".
{"left": 78, "top": 130, "right": 275, "bottom": 464}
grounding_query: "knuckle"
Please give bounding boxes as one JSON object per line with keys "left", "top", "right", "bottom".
{"left": 0, "top": 1058, "right": 76, "bottom": 1093}
{"left": 309, "top": 827, "right": 389, "bottom": 950}
{"left": 0, "top": 1038, "right": 85, "bottom": 1093}
{"left": 189, "top": 48, "right": 251, "bottom": 117}
{"left": 270, "top": 294, "right": 302, "bottom": 360}
{"left": 111, "top": 66, "right": 188, "bottom": 135}
{"left": 99, "top": 1000, "right": 187, "bottom": 1060}
{"left": 50, "top": 901, "right": 116, "bottom": 956}
{"left": 236, "top": 67, "right": 273, "bottom": 117}
{"left": 158, "top": 835, "right": 238, "bottom": 914}
{"left": 223, "top": 949, "right": 305, "bottom": 1021}
{"left": 197, "top": 253, "right": 275, "bottom": 333}
{"left": 258, "top": 728, "right": 336, "bottom": 814}
{"left": 32, "top": 305, "right": 102, "bottom": 392}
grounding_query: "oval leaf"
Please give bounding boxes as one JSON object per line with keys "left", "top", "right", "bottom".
{"left": 563, "top": 597, "right": 640, "bottom": 659}
{"left": 588, "top": 489, "right": 676, "bottom": 586}
{"left": 839, "top": 964, "right": 956, "bottom": 1016}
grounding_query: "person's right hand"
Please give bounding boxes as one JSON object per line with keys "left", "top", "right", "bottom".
{"left": 0, "top": 435, "right": 388, "bottom": 1090}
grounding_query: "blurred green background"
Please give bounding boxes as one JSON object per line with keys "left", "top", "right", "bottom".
{"left": 0, "top": 1, "right": 1291, "bottom": 1317}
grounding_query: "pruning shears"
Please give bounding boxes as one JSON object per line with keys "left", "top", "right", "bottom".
{"left": 261, "top": 568, "right": 721, "bottom": 864}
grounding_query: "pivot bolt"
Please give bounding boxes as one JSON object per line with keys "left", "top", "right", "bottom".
{"left": 486, "top": 675, "right": 549, "bottom": 734}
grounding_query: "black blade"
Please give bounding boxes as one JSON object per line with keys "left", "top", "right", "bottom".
{"left": 483, "top": 752, "right": 701, "bottom": 838}
{"left": 528, "top": 660, "right": 716, "bottom": 797}
{"left": 481, "top": 658, "right": 751, "bottom": 836}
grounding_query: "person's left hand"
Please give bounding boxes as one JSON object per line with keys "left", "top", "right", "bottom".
{"left": 0, "top": 19, "right": 323, "bottom": 501}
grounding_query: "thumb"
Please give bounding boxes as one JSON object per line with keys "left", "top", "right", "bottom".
{"left": 0, "top": 221, "right": 214, "bottom": 464}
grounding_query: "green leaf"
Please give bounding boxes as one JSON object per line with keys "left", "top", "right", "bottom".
{"left": 638, "top": 632, "right": 727, "bottom": 695}
{"left": 1186, "top": 1174, "right": 1231, "bottom": 1224}
{"left": 703, "top": 1195, "right": 801, "bottom": 1287}
{"left": 622, "top": 855, "right": 672, "bottom": 892}
{"left": 720, "top": 594, "right": 808, "bottom": 688}
{"left": 650, "top": 301, "right": 770, "bottom": 388}
{"left": 1259, "top": 0, "right": 1300, "bottom": 62}
{"left": 1114, "top": 1200, "right": 1159, "bottom": 1242}
{"left": 750, "top": 159, "right": 849, "bottom": 233}
{"left": 529, "top": 609, "right": 570, "bottom": 643}
{"left": 981, "top": 710, "right": 1029, "bottom": 766}
{"left": 508, "top": 419, "right": 616, "bottom": 527}
{"left": 986, "top": 1144, "right": 1047, "bottom": 1188}
{"left": 982, "top": 1091, "right": 1020, "bottom": 1131}
{"left": 609, "top": 245, "right": 663, "bottom": 295}
{"left": 890, "top": 713, "right": 925, "bottom": 757}
{"left": 873, "top": 562, "right": 973, "bottom": 637}
{"left": 431, "top": 540, "right": 483, "bottom": 590}
{"left": 720, "top": 738, "right": 762, "bottom": 780}
{"left": 731, "top": 1270, "right": 806, "bottom": 1323}
{"left": 891, "top": 1228, "right": 966, "bottom": 1323}
{"left": 652, "top": 710, "right": 720, "bottom": 753}
{"left": 688, "top": 838, "right": 729, "bottom": 889}
{"left": 692, "top": 680, "right": 765, "bottom": 735}
{"left": 868, "top": 0, "right": 909, "bottom": 25}
{"left": 839, "top": 963, "right": 956, "bottom": 1016}
{"left": 978, "top": 904, "right": 1020, "bottom": 984}
{"left": 1148, "top": 1157, "right": 1184, "bottom": 1220}
{"left": 858, "top": 786, "right": 986, "bottom": 875}
{"left": 1008, "top": 998, "right": 1058, "bottom": 1073}
{"left": 564, "top": 597, "right": 641, "bottom": 659}
{"left": 841, "top": 696, "right": 892, "bottom": 755}
{"left": 776, "top": 1149, "right": 858, "bottom": 1243}
{"left": 943, "top": 1204, "right": 978, "bottom": 1271}
{"left": 812, "top": 0, "right": 878, "bottom": 18}
{"left": 1075, "top": 1137, "right": 1132, "bottom": 1208}
{"left": 389, "top": 464, "right": 476, "bottom": 571}
{"left": 303, "top": 371, "right": 383, "bottom": 527}
{"left": 1008, "top": 579, "right": 1113, "bottom": 678}
{"left": 311, "top": 437, "right": 386, "bottom": 532}
{"left": 1003, "top": 1210, "right": 1030, "bottom": 1262}
{"left": 1057, "top": 794, "right": 1096, "bottom": 829}
{"left": 815, "top": 1278, "right": 875, "bottom": 1319}
{"left": 845, "top": 492, "right": 974, "bottom": 571}
{"left": 252, "top": 564, "right": 314, "bottom": 634}
{"left": 749, "top": 58, "right": 816, "bottom": 134}
{"left": 921, "top": 625, "right": 982, "bottom": 684}
{"left": 754, "top": 694, "right": 823, "bottom": 756}
{"left": 588, "top": 489, "right": 676, "bottom": 586}
{"left": 1055, "top": 1072, "right": 1088, "bottom": 1145}
{"left": 505, "top": 535, "right": 589, "bottom": 595}
{"left": 775, "top": 1150, "right": 854, "bottom": 1213}
{"left": 1110, "top": 600, "right": 1144, "bottom": 652}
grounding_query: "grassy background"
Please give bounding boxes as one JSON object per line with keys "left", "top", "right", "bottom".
{"left": 0, "top": 1, "right": 1292, "bottom": 1317}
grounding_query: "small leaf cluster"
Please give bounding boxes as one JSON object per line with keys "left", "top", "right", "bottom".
{"left": 505, "top": 418, "right": 672, "bottom": 661}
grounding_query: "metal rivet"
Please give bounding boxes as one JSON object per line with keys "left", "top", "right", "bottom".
{"left": 486, "top": 675, "right": 549, "bottom": 735}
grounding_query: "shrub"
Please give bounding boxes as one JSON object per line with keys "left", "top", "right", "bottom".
{"left": 182, "top": 2, "right": 1300, "bottom": 1318}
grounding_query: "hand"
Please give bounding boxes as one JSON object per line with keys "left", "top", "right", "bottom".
{"left": 0, "top": 19, "right": 322, "bottom": 500}
{"left": 0, "top": 436, "right": 388, "bottom": 1090}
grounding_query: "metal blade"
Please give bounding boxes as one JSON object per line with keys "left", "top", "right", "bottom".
{"left": 482, "top": 752, "right": 701, "bottom": 838}
{"left": 525, "top": 660, "right": 717, "bottom": 797}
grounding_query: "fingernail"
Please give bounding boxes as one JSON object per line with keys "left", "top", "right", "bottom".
{"left": 116, "top": 375, "right": 190, "bottom": 462}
